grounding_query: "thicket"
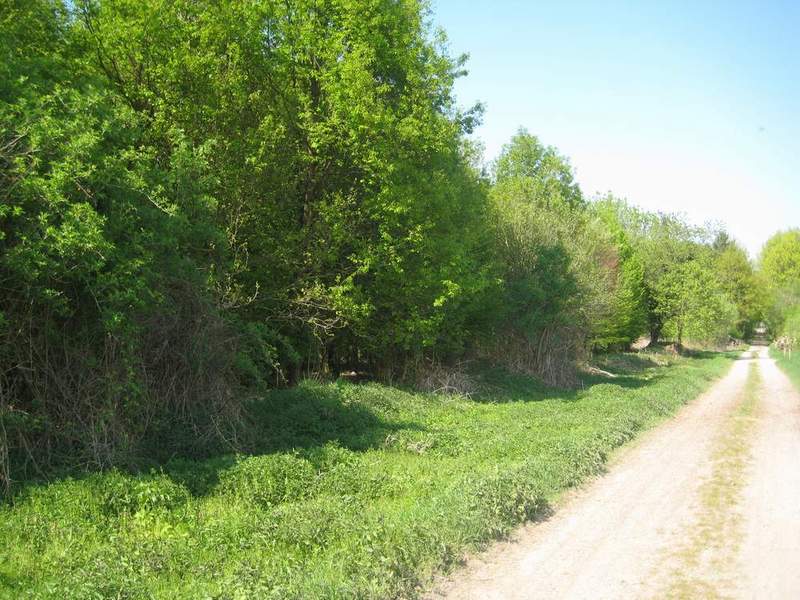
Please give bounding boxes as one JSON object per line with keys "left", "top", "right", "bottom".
{"left": 760, "top": 229, "right": 800, "bottom": 342}
{"left": 0, "top": 0, "right": 758, "bottom": 489}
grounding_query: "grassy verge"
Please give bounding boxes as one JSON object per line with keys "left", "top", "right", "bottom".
{"left": 771, "top": 345, "right": 800, "bottom": 385}
{"left": 0, "top": 351, "right": 732, "bottom": 599}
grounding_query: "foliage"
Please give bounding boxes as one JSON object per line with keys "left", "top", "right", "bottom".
{"left": 493, "top": 129, "right": 583, "bottom": 207}
{"left": 487, "top": 179, "right": 582, "bottom": 385}
{"left": 654, "top": 259, "right": 737, "bottom": 345}
{"left": 0, "top": 0, "right": 491, "bottom": 485}
{"left": 71, "top": 0, "right": 491, "bottom": 375}
{"left": 780, "top": 307, "right": 800, "bottom": 343}
{"left": 599, "top": 200, "right": 748, "bottom": 346}
{"left": 217, "top": 454, "right": 316, "bottom": 509}
{"left": 0, "top": 0, "right": 765, "bottom": 494}
{"left": 760, "top": 230, "right": 800, "bottom": 288}
{"left": 1, "top": 0, "right": 242, "bottom": 485}
{"left": 760, "top": 229, "right": 800, "bottom": 336}
{"left": 484, "top": 133, "right": 647, "bottom": 384}
{"left": 589, "top": 197, "right": 648, "bottom": 348}
{"left": 772, "top": 342, "right": 800, "bottom": 383}
{"left": 713, "top": 238, "right": 763, "bottom": 339}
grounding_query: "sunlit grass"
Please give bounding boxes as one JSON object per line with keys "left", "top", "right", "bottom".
{"left": 0, "top": 351, "right": 733, "bottom": 599}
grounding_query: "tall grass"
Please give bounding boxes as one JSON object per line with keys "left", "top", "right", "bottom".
{"left": 0, "top": 351, "right": 732, "bottom": 599}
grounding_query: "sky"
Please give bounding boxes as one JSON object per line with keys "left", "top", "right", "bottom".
{"left": 431, "top": 0, "right": 800, "bottom": 257}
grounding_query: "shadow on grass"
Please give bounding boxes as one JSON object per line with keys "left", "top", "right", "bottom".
{"left": 163, "top": 382, "right": 426, "bottom": 497}
{"left": 578, "top": 372, "right": 667, "bottom": 391}
{"left": 469, "top": 353, "right": 677, "bottom": 404}
{"left": 4, "top": 381, "right": 423, "bottom": 503}
{"left": 246, "top": 382, "right": 424, "bottom": 454}
{"left": 5, "top": 350, "right": 727, "bottom": 502}
{"left": 592, "top": 352, "right": 662, "bottom": 374}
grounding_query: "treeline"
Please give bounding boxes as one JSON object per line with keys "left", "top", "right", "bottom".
{"left": 760, "top": 229, "right": 800, "bottom": 342}
{"left": 0, "top": 0, "right": 760, "bottom": 486}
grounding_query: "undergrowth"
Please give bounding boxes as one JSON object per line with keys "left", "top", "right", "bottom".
{"left": 0, "top": 350, "right": 732, "bottom": 599}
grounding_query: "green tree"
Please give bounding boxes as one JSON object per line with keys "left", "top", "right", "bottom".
{"left": 589, "top": 197, "right": 648, "bottom": 348}
{"left": 713, "top": 239, "right": 762, "bottom": 339}
{"left": 609, "top": 204, "right": 705, "bottom": 343}
{"left": 655, "top": 260, "right": 737, "bottom": 346}
{"left": 494, "top": 129, "right": 583, "bottom": 207}
{"left": 1, "top": 0, "right": 244, "bottom": 477}
{"left": 760, "top": 230, "right": 800, "bottom": 287}
{"left": 759, "top": 229, "right": 800, "bottom": 335}
{"left": 487, "top": 134, "right": 633, "bottom": 382}
{"left": 1, "top": 0, "right": 497, "bottom": 484}
{"left": 74, "top": 0, "right": 492, "bottom": 377}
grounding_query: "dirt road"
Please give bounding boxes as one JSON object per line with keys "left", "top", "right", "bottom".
{"left": 429, "top": 346, "right": 800, "bottom": 599}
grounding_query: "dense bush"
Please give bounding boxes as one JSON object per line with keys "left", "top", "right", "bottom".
{"left": 0, "top": 0, "right": 490, "bottom": 486}
{"left": 760, "top": 229, "right": 800, "bottom": 339}
{"left": 0, "top": 0, "right": 758, "bottom": 489}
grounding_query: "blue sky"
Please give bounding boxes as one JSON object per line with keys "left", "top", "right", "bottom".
{"left": 431, "top": 0, "right": 799, "bottom": 256}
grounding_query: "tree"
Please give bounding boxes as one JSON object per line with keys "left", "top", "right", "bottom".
{"left": 493, "top": 130, "right": 584, "bottom": 207}
{"left": 589, "top": 197, "right": 648, "bottom": 348}
{"left": 713, "top": 241, "right": 762, "bottom": 339}
{"left": 487, "top": 136, "right": 642, "bottom": 382}
{"left": 760, "top": 230, "right": 800, "bottom": 287}
{"left": 1, "top": 0, "right": 244, "bottom": 476}
{"left": 759, "top": 229, "right": 800, "bottom": 335}
{"left": 654, "top": 260, "right": 737, "bottom": 346}
{"left": 0, "top": 0, "right": 495, "bottom": 483}
{"left": 608, "top": 203, "right": 708, "bottom": 344}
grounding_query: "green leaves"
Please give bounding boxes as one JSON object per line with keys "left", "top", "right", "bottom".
{"left": 760, "top": 229, "right": 800, "bottom": 335}
{"left": 0, "top": 0, "right": 768, "bottom": 493}
{"left": 654, "top": 259, "right": 737, "bottom": 345}
{"left": 493, "top": 129, "right": 584, "bottom": 207}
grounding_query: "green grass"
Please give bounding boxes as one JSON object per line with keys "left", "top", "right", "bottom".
{"left": 0, "top": 351, "right": 733, "bottom": 599}
{"left": 772, "top": 345, "right": 800, "bottom": 386}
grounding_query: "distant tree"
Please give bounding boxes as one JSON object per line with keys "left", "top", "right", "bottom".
{"left": 596, "top": 202, "right": 699, "bottom": 343}
{"left": 713, "top": 241, "right": 762, "bottom": 339}
{"left": 760, "top": 230, "right": 800, "bottom": 288}
{"left": 759, "top": 229, "right": 800, "bottom": 335}
{"left": 712, "top": 230, "right": 734, "bottom": 252}
{"left": 493, "top": 130, "right": 584, "bottom": 208}
{"left": 487, "top": 138, "right": 645, "bottom": 381}
{"left": 589, "top": 197, "right": 648, "bottom": 348}
{"left": 655, "top": 260, "right": 737, "bottom": 346}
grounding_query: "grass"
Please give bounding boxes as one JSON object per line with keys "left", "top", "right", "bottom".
{"left": 0, "top": 351, "right": 733, "bottom": 599}
{"left": 772, "top": 345, "right": 800, "bottom": 386}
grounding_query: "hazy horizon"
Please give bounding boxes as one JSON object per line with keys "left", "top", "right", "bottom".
{"left": 433, "top": 0, "right": 800, "bottom": 258}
